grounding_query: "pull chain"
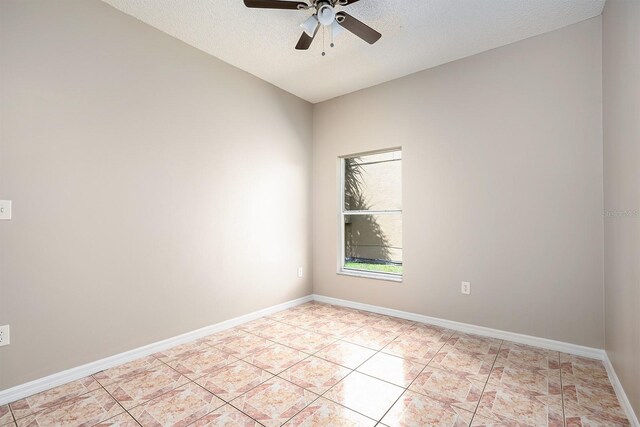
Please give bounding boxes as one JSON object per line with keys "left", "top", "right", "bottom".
{"left": 330, "top": 23, "right": 334, "bottom": 48}
{"left": 322, "top": 26, "right": 326, "bottom": 56}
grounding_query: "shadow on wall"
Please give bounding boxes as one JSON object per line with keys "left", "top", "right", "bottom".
{"left": 344, "top": 157, "right": 393, "bottom": 262}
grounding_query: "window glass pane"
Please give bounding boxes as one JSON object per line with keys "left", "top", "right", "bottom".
{"left": 344, "top": 150, "right": 402, "bottom": 211}
{"left": 344, "top": 214, "right": 402, "bottom": 275}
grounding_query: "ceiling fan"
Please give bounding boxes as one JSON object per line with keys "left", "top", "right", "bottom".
{"left": 243, "top": 0, "right": 382, "bottom": 53}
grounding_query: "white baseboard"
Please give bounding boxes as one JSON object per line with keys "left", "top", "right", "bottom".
{"left": 313, "top": 294, "right": 640, "bottom": 426}
{"left": 604, "top": 353, "right": 640, "bottom": 427}
{"left": 0, "top": 294, "right": 313, "bottom": 406}
{"left": 312, "top": 294, "right": 605, "bottom": 359}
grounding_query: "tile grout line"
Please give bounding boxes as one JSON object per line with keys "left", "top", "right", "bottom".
{"left": 198, "top": 378, "right": 269, "bottom": 427}
{"left": 468, "top": 339, "right": 504, "bottom": 425}
{"left": 186, "top": 360, "right": 271, "bottom": 426}
{"left": 110, "top": 367, "right": 268, "bottom": 427}
{"left": 7, "top": 303, "right": 588, "bottom": 426}
{"left": 268, "top": 324, "right": 408, "bottom": 425}
{"left": 5, "top": 309, "right": 419, "bottom": 424}
{"left": 316, "top": 301, "right": 619, "bottom": 424}
{"left": 236, "top": 342, "right": 315, "bottom": 374}
{"left": 373, "top": 330, "right": 461, "bottom": 426}
{"left": 243, "top": 329, "right": 341, "bottom": 360}
{"left": 214, "top": 314, "right": 322, "bottom": 425}
{"left": 185, "top": 381, "right": 266, "bottom": 427}
{"left": 97, "top": 382, "right": 143, "bottom": 427}
{"left": 10, "top": 308, "right": 360, "bottom": 425}
{"left": 204, "top": 344, "right": 341, "bottom": 427}
{"left": 372, "top": 351, "right": 417, "bottom": 425}
{"left": 182, "top": 342, "right": 318, "bottom": 427}
{"left": 97, "top": 355, "right": 190, "bottom": 425}
{"left": 355, "top": 341, "right": 429, "bottom": 389}
{"left": 270, "top": 319, "right": 463, "bottom": 424}
{"left": 8, "top": 380, "right": 111, "bottom": 425}
{"left": 27, "top": 309, "right": 383, "bottom": 424}
{"left": 259, "top": 377, "right": 324, "bottom": 426}
{"left": 559, "top": 352, "right": 566, "bottom": 427}
{"left": 314, "top": 326, "right": 425, "bottom": 425}
{"left": 8, "top": 402, "right": 16, "bottom": 426}
{"left": 221, "top": 402, "right": 266, "bottom": 427}
{"left": 95, "top": 353, "right": 229, "bottom": 426}
{"left": 181, "top": 325, "right": 329, "bottom": 426}
{"left": 264, "top": 326, "right": 383, "bottom": 425}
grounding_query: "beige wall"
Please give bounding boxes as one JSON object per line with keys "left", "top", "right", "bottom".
{"left": 603, "top": 0, "right": 640, "bottom": 419}
{"left": 0, "top": 0, "right": 313, "bottom": 390}
{"left": 313, "top": 18, "right": 604, "bottom": 347}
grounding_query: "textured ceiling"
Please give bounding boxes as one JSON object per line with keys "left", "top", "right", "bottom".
{"left": 101, "top": 0, "right": 605, "bottom": 103}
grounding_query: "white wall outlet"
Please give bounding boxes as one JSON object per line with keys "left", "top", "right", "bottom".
{"left": 297, "top": 267, "right": 303, "bottom": 278}
{"left": 0, "top": 200, "right": 11, "bottom": 220}
{"left": 461, "top": 281, "right": 471, "bottom": 295}
{"left": 0, "top": 325, "right": 9, "bottom": 347}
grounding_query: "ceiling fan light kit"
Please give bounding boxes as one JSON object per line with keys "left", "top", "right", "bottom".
{"left": 317, "top": 3, "right": 336, "bottom": 25}
{"left": 243, "top": 0, "right": 381, "bottom": 55}
{"left": 301, "top": 15, "right": 319, "bottom": 37}
{"left": 331, "top": 20, "right": 345, "bottom": 37}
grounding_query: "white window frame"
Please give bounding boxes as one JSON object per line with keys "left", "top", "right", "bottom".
{"left": 337, "top": 147, "right": 403, "bottom": 283}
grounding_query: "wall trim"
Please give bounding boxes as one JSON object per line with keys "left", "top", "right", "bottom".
{"left": 0, "top": 295, "right": 313, "bottom": 406}
{"left": 312, "top": 294, "right": 605, "bottom": 359}
{"left": 603, "top": 353, "right": 640, "bottom": 427}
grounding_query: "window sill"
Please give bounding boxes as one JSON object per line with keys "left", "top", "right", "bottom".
{"left": 337, "top": 269, "right": 403, "bottom": 283}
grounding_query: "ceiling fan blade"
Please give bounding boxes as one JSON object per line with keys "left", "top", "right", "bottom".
{"left": 335, "top": 12, "right": 381, "bottom": 44}
{"left": 338, "top": 0, "right": 361, "bottom": 5}
{"left": 295, "top": 22, "right": 319, "bottom": 50}
{"left": 243, "top": 0, "right": 307, "bottom": 10}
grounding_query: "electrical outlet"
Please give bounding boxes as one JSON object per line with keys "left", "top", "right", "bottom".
{"left": 297, "top": 267, "right": 303, "bottom": 278}
{"left": 0, "top": 325, "right": 9, "bottom": 347}
{"left": 461, "top": 281, "right": 471, "bottom": 295}
{"left": 0, "top": 200, "right": 11, "bottom": 220}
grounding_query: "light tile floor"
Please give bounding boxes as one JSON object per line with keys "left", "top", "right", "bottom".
{"left": 2, "top": 302, "right": 631, "bottom": 426}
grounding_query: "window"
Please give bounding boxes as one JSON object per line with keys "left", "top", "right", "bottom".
{"left": 339, "top": 149, "right": 402, "bottom": 281}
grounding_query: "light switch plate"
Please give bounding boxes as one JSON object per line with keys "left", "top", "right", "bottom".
{"left": 0, "top": 200, "right": 11, "bottom": 220}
